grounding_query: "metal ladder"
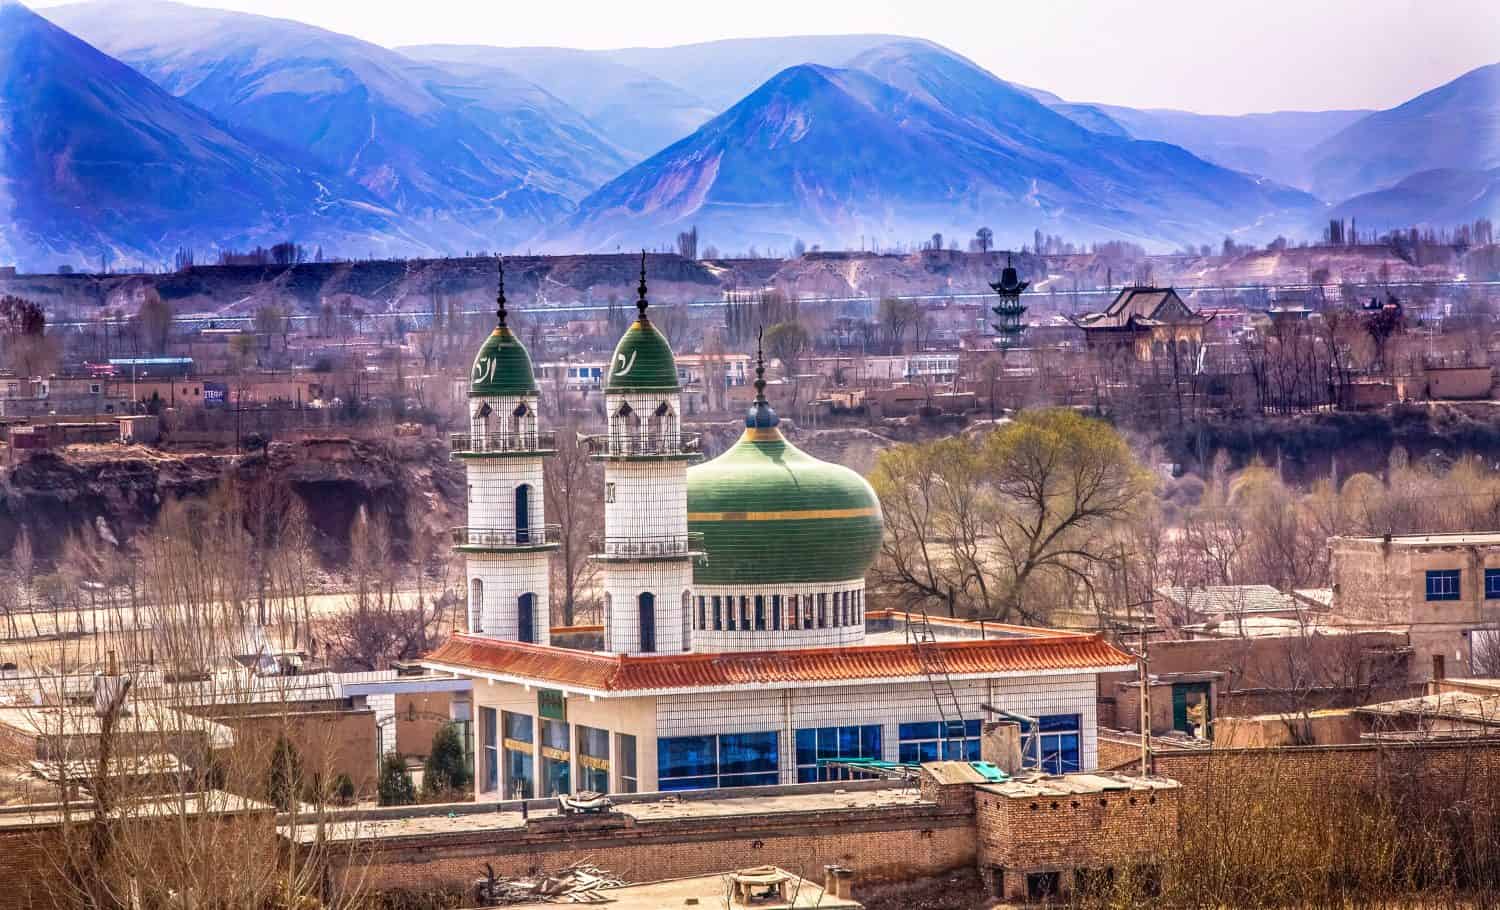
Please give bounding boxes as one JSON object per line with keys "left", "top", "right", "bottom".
{"left": 908, "top": 603, "right": 968, "bottom": 760}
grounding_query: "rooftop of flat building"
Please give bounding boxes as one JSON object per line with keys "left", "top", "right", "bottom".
{"left": 979, "top": 772, "right": 1179, "bottom": 800}
{"left": 0, "top": 789, "right": 268, "bottom": 831}
{"left": 293, "top": 780, "right": 923, "bottom": 845}
{"left": 1338, "top": 531, "right": 1500, "bottom": 547}
{"left": 1157, "top": 585, "right": 1304, "bottom": 616}
{"left": 1353, "top": 691, "right": 1500, "bottom": 725}
{"left": 1177, "top": 614, "right": 1406, "bottom": 639}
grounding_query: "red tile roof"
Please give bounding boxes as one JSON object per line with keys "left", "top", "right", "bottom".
{"left": 424, "top": 632, "right": 1133, "bottom": 694}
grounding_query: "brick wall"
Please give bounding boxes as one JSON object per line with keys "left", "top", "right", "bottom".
{"left": 1153, "top": 736, "right": 1500, "bottom": 796}
{"left": 0, "top": 829, "right": 63, "bottom": 910}
{"left": 343, "top": 801, "right": 976, "bottom": 898}
{"left": 1099, "top": 630, "right": 1412, "bottom": 723}
{"left": 394, "top": 692, "right": 453, "bottom": 758}
{"left": 211, "top": 708, "right": 379, "bottom": 796}
{"left": 974, "top": 786, "right": 1179, "bottom": 874}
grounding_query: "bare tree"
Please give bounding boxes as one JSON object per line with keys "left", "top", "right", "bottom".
{"left": 546, "top": 421, "right": 603, "bottom": 626}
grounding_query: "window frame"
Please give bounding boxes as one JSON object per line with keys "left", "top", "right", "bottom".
{"left": 795, "top": 724, "right": 882, "bottom": 782}
{"left": 1427, "top": 569, "right": 1462, "bottom": 602}
{"left": 1485, "top": 569, "right": 1500, "bottom": 600}
{"left": 898, "top": 719, "right": 981, "bottom": 762}
{"left": 658, "top": 731, "right": 779, "bottom": 791}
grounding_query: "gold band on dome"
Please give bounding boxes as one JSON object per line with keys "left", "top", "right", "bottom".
{"left": 741, "top": 427, "right": 782, "bottom": 442}
{"left": 688, "top": 506, "right": 880, "bottom": 522}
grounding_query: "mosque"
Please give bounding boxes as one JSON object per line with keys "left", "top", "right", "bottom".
{"left": 424, "top": 257, "right": 1133, "bottom": 799}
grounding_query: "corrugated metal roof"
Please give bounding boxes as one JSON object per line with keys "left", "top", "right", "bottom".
{"left": 424, "top": 632, "right": 1134, "bottom": 695}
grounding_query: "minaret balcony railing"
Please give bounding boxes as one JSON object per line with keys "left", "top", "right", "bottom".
{"left": 587, "top": 532, "right": 705, "bottom": 561}
{"left": 452, "top": 525, "right": 562, "bottom": 550}
{"left": 582, "top": 432, "right": 700, "bottom": 459}
{"left": 450, "top": 431, "right": 557, "bottom": 456}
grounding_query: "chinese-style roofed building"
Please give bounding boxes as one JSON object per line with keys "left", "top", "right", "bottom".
{"left": 1067, "top": 287, "right": 1210, "bottom": 361}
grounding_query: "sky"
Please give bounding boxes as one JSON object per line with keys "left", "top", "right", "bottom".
{"left": 31, "top": 0, "right": 1500, "bottom": 114}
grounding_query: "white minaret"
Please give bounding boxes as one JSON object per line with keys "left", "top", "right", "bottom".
{"left": 454, "top": 258, "right": 556, "bottom": 645}
{"left": 591, "top": 254, "right": 700, "bottom": 654}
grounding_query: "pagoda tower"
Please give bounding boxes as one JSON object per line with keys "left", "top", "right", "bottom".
{"left": 989, "top": 252, "right": 1030, "bottom": 347}
{"left": 589, "top": 253, "right": 701, "bottom": 655}
{"left": 452, "top": 258, "right": 558, "bottom": 644}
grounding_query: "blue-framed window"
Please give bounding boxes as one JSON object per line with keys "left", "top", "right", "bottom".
{"left": 795, "top": 725, "right": 883, "bottom": 782}
{"left": 1427, "top": 569, "right": 1462, "bottom": 601}
{"left": 1485, "top": 569, "right": 1500, "bottom": 600}
{"left": 898, "top": 719, "right": 981, "bottom": 763}
{"left": 1019, "top": 714, "right": 1083, "bottom": 774}
{"left": 658, "top": 731, "right": 779, "bottom": 791}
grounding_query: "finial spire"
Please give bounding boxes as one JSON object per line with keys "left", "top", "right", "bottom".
{"left": 495, "top": 254, "right": 508, "bottom": 328}
{"left": 754, "top": 326, "right": 767, "bottom": 401}
{"left": 636, "top": 249, "right": 649, "bottom": 320}
{"left": 745, "top": 324, "right": 779, "bottom": 430}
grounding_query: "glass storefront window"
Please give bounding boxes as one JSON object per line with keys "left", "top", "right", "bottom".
{"left": 481, "top": 707, "right": 499, "bottom": 793}
{"left": 795, "top": 724, "right": 882, "bottom": 782}
{"left": 577, "top": 725, "right": 610, "bottom": 793}
{"left": 616, "top": 733, "right": 638, "bottom": 793}
{"left": 658, "top": 732, "right": 778, "bottom": 791}
{"left": 898, "top": 719, "right": 981, "bottom": 762}
{"left": 540, "top": 718, "right": 571, "bottom": 796}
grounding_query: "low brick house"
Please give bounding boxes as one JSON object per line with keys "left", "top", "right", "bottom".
{"left": 974, "top": 774, "right": 1180, "bottom": 901}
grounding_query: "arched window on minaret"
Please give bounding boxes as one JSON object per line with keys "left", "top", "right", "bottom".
{"left": 611, "top": 402, "right": 640, "bottom": 451}
{"left": 510, "top": 401, "right": 532, "bottom": 441}
{"left": 518, "top": 592, "right": 536, "bottom": 644}
{"left": 473, "top": 401, "right": 493, "bottom": 447}
{"left": 470, "top": 578, "right": 484, "bottom": 633}
{"left": 652, "top": 401, "right": 674, "bottom": 447}
{"left": 638, "top": 592, "right": 656, "bottom": 653}
{"left": 515, "top": 483, "right": 532, "bottom": 544}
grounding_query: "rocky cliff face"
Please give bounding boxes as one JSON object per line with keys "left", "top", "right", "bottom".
{"left": 0, "top": 437, "right": 464, "bottom": 566}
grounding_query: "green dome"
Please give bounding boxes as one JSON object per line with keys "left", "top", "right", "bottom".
{"left": 604, "top": 318, "right": 680, "bottom": 393}
{"left": 687, "top": 427, "right": 883, "bottom": 586}
{"left": 469, "top": 326, "right": 538, "bottom": 397}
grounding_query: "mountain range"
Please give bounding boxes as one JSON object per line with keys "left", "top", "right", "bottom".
{"left": 554, "top": 43, "right": 1319, "bottom": 252}
{"left": 0, "top": 1, "right": 423, "bottom": 269}
{"left": 3, "top": 0, "right": 1496, "bottom": 270}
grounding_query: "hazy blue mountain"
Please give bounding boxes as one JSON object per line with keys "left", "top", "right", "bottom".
{"left": 555, "top": 45, "right": 1320, "bottom": 254}
{"left": 402, "top": 36, "right": 914, "bottom": 157}
{"left": 1093, "top": 107, "right": 1369, "bottom": 190}
{"left": 603, "top": 35, "right": 911, "bottom": 110}
{"left": 1012, "top": 83, "right": 1368, "bottom": 189}
{"left": 0, "top": 1, "right": 423, "bottom": 270}
{"left": 1326, "top": 168, "right": 1500, "bottom": 233}
{"left": 44, "top": 0, "right": 628, "bottom": 248}
{"left": 399, "top": 45, "right": 712, "bottom": 159}
{"left": 1308, "top": 63, "right": 1500, "bottom": 201}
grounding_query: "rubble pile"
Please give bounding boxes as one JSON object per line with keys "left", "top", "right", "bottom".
{"left": 473, "top": 861, "right": 624, "bottom": 905}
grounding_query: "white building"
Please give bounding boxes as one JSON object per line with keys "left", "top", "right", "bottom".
{"left": 427, "top": 256, "right": 1134, "bottom": 800}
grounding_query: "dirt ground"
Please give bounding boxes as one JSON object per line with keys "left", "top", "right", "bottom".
{"left": 858, "top": 868, "right": 998, "bottom": 910}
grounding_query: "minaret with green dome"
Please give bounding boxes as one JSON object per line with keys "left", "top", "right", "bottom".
{"left": 588, "top": 253, "right": 702, "bottom": 655}
{"left": 451, "top": 257, "right": 558, "bottom": 644}
{"left": 685, "top": 331, "right": 883, "bottom": 651}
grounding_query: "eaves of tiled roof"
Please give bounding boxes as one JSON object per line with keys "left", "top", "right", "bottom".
{"left": 423, "top": 632, "right": 1135, "bottom": 696}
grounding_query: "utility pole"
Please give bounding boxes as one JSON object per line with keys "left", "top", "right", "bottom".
{"left": 1139, "top": 618, "right": 1151, "bottom": 777}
